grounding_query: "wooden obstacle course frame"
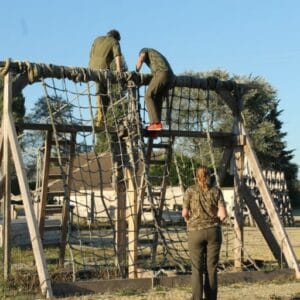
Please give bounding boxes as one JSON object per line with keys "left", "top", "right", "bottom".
{"left": 0, "top": 60, "right": 299, "bottom": 298}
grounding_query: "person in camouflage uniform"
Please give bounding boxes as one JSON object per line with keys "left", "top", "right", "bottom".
{"left": 135, "top": 48, "right": 174, "bottom": 131}
{"left": 182, "top": 166, "right": 227, "bottom": 300}
{"left": 89, "top": 29, "right": 123, "bottom": 126}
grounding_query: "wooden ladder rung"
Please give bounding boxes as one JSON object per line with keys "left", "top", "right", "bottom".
{"left": 44, "top": 225, "right": 61, "bottom": 231}
{"left": 49, "top": 157, "right": 69, "bottom": 163}
{"left": 137, "top": 254, "right": 151, "bottom": 260}
{"left": 48, "top": 174, "right": 63, "bottom": 180}
{"left": 138, "top": 238, "right": 155, "bottom": 245}
{"left": 51, "top": 139, "right": 73, "bottom": 146}
{"left": 151, "top": 191, "right": 161, "bottom": 197}
{"left": 151, "top": 143, "right": 170, "bottom": 149}
{"left": 45, "top": 205, "right": 63, "bottom": 214}
{"left": 149, "top": 160, "right": 165, "bottom": 165}
{"left": 47, "top": 191, "right": 65, "bottom": 197}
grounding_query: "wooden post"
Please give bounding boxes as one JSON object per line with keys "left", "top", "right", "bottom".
{"left": 113, "top": 160, "right": 127, "bottom": 278}
{"left": 233, "top": 131, "right": 244, "bottom": 269}
{"left": 59, "top": 132, "right": 76, "bottom": 267}
{"left": 218, "top": 147, "right": 233, "bottom": 185}
{"left": 126, "top": 168, "right": 137, "bottom": 278}
{"left": 38, "top": 130, "right": 52, "bottom": 238}
{"left": 90, "top": 191, "right": 95, "bottom": 224}
{"left": 2, "top": 72, "right": 12, "bottom": 280}
{"left": 0, "top": 131, "right": 4, "bottom": 218}
{"left": 2, "top": 72, "right": 53, "bottom": 297}
{"left": 110, "top": 130, "right": 128, "bottom": 278}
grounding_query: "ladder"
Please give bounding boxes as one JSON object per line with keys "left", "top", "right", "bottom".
{"left": 136, "top": 93, "right": 175, "bottom": 267}
{"left": 143, "top": 134, "right": 174, "bottom": 265}
{"left": 37, "top": 130, "right": 76, "bottom": 265}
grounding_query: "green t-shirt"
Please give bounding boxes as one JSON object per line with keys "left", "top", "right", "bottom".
{"left": 140, "top": 48, "right": 173, "bottom": 74}
{"left": 89, "top": 35, "right": 122, "bottom": 69}
{"left": 183, "top": 184, "right": 225, "bottom": 230}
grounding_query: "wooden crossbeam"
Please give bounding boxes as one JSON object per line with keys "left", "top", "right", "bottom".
{"left": 15, "top": 123, "right": 234, "bottom": 145}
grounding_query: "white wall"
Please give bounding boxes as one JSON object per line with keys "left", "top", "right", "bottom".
{"left": 67, "top": 186, "right": 234, "bottom": 220}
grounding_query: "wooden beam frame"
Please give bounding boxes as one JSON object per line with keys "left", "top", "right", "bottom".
{"left": 38, "top": 131, "right": 52, "bottom": 238}
{"left": 111, "top": 134, "right": 127, "bottom": 278}
{"left": 240, "top": 182, "right": 286, "bottom": 265}
{"left": 242, "top": 122, "right": 300, "bottom": 278}
{"left": 2, "top": 74, "right": 11, "bottom": 280}
{"left": 233, "top": 144, "right": 244, "bottom": 268}
{"left": 1, "top": 59, "right": 298, "bottom": 285}
{"left": 126, "top": 168, "right": 138, "bottom": 278}
{"left": 59, "top": 132, "right": 76, "bottom": 266}
{"left": 1, "top": 72, "right": 53, "bottom": 297}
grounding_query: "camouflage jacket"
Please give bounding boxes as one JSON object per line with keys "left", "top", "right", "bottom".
{"left": 89, "top": 35, "right": 122, "bottom": 69}
{"left": 183, "top": 184, "right": 225, "bottom": 231}
{"left": 140, "top": 48, "right": 173, "bottom": 74}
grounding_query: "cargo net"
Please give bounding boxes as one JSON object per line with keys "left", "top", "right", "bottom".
{"left": 11, "top": 64, "right": 290, "bottom": 281}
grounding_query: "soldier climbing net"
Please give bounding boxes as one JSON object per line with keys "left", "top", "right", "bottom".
{"left": 0, "top": 60, "right": 297, "bottom": 289}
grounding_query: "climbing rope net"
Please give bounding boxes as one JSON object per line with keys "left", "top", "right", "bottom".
{"left": 2, "top": 61, "right": 294, "bottom": 281}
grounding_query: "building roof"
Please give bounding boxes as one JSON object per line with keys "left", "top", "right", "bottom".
{"left": 48, "top": 152, "right": 114, "bottom": 192}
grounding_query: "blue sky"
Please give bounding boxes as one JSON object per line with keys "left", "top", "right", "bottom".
{"left": 1, "top": 0, "right": 300, "bottom": 176}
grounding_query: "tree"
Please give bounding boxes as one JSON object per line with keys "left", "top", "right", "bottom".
{"left": 22, "top": 95, "right": 74, "bottom": 183}
{"left": 171, "top": 70, "right": 299, "bottom": 206}
{"left": 241, "top": 76, "right": 299, "bottom": 206}
{"left": 25, "top": 95, "right": 73, "bottom": 124}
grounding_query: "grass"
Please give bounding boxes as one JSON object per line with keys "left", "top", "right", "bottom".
{"left": 0, "top": 214, "right": 298, "bottom": 298}
{"left": 0, "top": 271, "right": 40, "bottom": 299}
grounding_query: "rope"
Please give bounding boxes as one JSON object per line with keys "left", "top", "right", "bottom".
{"left": 0, "top": 58, "right": 11, "bottom": 76}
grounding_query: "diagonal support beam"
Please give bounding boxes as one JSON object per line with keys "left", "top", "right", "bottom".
{"left": 3, "top": 72, "right": 53, "bottom": 297}
{"left": 240, "top": 182, "right": 286, "bottom": 266}
{"left": 242, "top": 122, "right": 300, "bottom": 278}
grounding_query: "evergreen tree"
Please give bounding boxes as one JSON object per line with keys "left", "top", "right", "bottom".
{"left": 242, "top": 77, "right": 299, "bottom": 206}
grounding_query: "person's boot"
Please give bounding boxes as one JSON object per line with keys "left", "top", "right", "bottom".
{"left": 146, "top": 122, "right": 163, "bottom": 131}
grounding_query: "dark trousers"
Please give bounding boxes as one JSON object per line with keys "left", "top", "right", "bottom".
{"left": 94, "top": 81, "right": 110, "bottom": 126}
{"left": 145, "top": 71, "right": 173, "bottom": 124}
{"left": 188, "top": 226, "right": 222, "bottom": 300}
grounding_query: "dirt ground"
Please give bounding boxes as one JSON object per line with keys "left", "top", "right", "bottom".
{"left": 58, "top": 280, "right": 300, "bottom": 299}
{"left": 56, "top": 210, "right": 300, "bottom": 300}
